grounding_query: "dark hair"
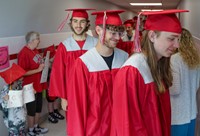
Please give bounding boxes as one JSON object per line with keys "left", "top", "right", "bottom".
{"left": 105, "top": 24, "right": 125, "bottom": 32}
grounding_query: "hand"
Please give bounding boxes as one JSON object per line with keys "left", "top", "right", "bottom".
{"left": 61, "top": 98, "right": 68, "bottom": 111}
{"left": 38, "top": 63, "right": 45, "bottom": 72}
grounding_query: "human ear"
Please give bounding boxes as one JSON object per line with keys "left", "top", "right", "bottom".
{"left": 148, "top": 30, "right": 156, "bottom": 42}
{"left": 95, "top": 26, "right": 102, "bottom": 36}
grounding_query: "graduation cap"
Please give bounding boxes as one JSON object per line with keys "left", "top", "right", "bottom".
{"left": 0, "top": 63, "right": 26, "bottom": 84}
{"left": 57, "top": 8, "right": 95, "bottom": 31}
{"left": 91, "top": 10, "right": 124, "bottom": 26}
{"left": 134, "top": 9, "right": 189, "bottom": 52}
{"left": 124, "top": 19, "right": 134, "bottom": 27}
{"left": 44, "top": 45, "right": 56, "bottom": 58}
{"left": 91, "top": 10, "right": 124, "bottom": 43}
{"left": 143, "top": 9, "right": 189, "bottom": 33}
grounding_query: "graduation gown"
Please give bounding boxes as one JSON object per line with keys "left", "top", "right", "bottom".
{"left": 67, "top": 48, "right": 128, "bottom": 136}
{"left": 49, "top": 35, "right": 97, "bottom": 99}
{"left": 117, "top": 39, "right": 134, "bottom": 56}
{"left": 111, "top": 53, "right": 171, "bottom": 136}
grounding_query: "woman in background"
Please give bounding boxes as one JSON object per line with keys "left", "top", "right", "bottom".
{"left": 170, "top": 28, "right": 200, "bottom": 136}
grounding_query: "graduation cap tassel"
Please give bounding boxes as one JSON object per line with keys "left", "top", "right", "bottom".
{"left": 134, "top": 12, "right": 142, "bottom": 53}
{"left": 57, "top": 13, "right": 70, "bottom": 32}
{"left": 100, "top": 11, "right": 107, "bottom": 44}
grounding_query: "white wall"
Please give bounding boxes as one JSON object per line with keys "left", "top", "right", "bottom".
{"left": 0, "top": 0, "right": 136, "bottom": 135}
{"left": 0, "top": 0, "right": 135, "bottom": 38}
{"left": 178, "top": 0, "right": 200, "bottom": 52}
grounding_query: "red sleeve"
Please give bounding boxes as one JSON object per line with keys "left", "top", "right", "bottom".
{"left": 67, "top": 59, "right": 88, "bottom": 136}
{"left": 18, "top": 48, "right": 30, "bottom": 71}
{"left": 49, "top": 43, "right": 67, "bottom": 98}
{"left": 111, "top": 66, "right": 148, "bottom": 136}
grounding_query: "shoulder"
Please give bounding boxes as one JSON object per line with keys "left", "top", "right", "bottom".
{"left": 86, "top": 35, "right": 98, "bottom": 42}
{"left": 114, "top": 48, "right": 129, "bottom": 64}
{"left": 62, "top": 36, "right": 73, "bottom": 46}
{"left": 80, "top": 48, "right": 96, "bottom": 61}
{"left": 123, "top": 53, "right": 153, "bottom": 84}
{"left": 115, "top": 48, "right": 128, "bottom": 57}
{"left": 18, "top": 46, "right": 29, "bottom": 57}
{"left": 171, "top": 53, "right": 182, "bottom": 61}
{"left": 123, "top": 53, "right": 146, "bottom": 67}
{"left": 170, "top": 53, "right": 183, "bottom": 66}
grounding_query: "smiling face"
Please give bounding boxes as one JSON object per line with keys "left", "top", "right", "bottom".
{"left": 103, "top": 29, "right": 123, "bottom": 49}
{"left": 148, "top": 30, "right": 181, "bottom": 59}
{"left": 96, "top": 24, "right": 125, "bottom": 49}
{"left": 70, "top": 17, "right": 89, "bottom": 35}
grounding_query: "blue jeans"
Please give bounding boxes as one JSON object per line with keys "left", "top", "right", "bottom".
{"left": 171, "top": 119, "right": 196, "bottom": 136}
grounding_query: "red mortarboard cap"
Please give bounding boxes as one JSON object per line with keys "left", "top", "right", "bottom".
{"left": 65, "top": 8, "right": 95, "bottom": 19}
{"left": 142, "top": 9, "right": 189, "bottom": 33}
{"left": 44, "top": 45, "right": 56, "bottom": 58}
{"left": 57, "top": 8, "right": 95, "bottom": 31}
{"left": 133, "top": 9, "right": 189, "bottom": 52}
{"left": 0, "top": 63, "right": 26, "bottom": 84}
{"left": 124, "top": 19, "right": 134, "bottom": 27}
{"left": 91, "top": 10, "right": 124, "bottom": 26}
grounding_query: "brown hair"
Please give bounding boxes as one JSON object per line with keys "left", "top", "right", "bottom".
{"left": 141, "top": 30, "right": 172, "bottom": 93}
{"left": 106, "top": 24, "right": 125, "bottom": 32}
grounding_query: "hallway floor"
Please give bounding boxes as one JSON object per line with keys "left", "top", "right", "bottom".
{"left": 39, "top": 110, "right": 67, "bottom": 136}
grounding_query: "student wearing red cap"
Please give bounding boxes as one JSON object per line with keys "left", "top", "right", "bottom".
{"left": 122, "top": 19, "right": 135, "bottom": 42}
{"left": 111, "top": 9, "right": 189, "bottom": 136}
{"left": 117, "top": 19, "right": 135, "bottom": 55}
{"left": 18, "top": 31, "right": 48, "bottom": 136}
{"left": 0, "top": 63, "right": 26, "bottom": 136}
{"left": 67, "top": 10, "right": 128, "bottom": 136}
{"left": 43, "top": 45, "right": 64, "bottom": 124}
{"left": 169, "top": 28, "right": 200, "bottom": 136}
{"left": 49, "top": 8, "right": 98, "bottom": 113}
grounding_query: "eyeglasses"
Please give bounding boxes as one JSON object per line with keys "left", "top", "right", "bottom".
{"left": 106, "top": 29, "right": 124, "bottom": 37}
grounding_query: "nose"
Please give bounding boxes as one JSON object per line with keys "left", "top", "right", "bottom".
{"left": 77, "top": 21, "right": 81, "bottom": 27}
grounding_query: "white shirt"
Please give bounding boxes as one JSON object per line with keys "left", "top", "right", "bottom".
{"left": 170, "top": 53, "right": 200, "bottom": 125}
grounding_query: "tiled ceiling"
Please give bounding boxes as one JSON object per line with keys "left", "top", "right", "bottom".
{"left": 105, "top": 0, "right": 182, "bottom": 13}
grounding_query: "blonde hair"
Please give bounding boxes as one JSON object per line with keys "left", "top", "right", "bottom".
{"left": 178, "top": 28, "right": 200, "bottom": 69}
{"left": 141, "top": 30, "right": 172, "bottom": 93}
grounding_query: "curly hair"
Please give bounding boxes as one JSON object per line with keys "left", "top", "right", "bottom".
{"left": 179, "top": 28, "right": 200, "bottom": 69}
{"left": 105, "top": 24, "right": 125, "bottom": 32}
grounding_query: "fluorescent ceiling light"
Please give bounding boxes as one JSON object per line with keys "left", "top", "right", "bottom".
{"left": 130, "top": 3, "right": 162, "bottom": 6}
{"left": 141, "top": 9, "right": 163, "bottom": 12}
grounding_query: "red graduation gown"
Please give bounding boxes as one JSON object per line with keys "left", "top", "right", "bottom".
{"left": 111, "top": 53, "right": 171, "bottom": 136}
{"left": 67, "top": 48, "right": 128, "bottom": 136}
{"left": 116, "top": 39, "right": 134, "bottom": 56}
{"left": 49, "top": 35, "right": 97, "bottom": 99}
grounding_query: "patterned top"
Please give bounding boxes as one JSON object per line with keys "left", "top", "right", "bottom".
{"left": 0, "top": 81, "right": 26, "bottom": 135}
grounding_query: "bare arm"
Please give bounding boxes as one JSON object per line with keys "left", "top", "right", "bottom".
{"left": 24, "top": 63, "right": 45, "bottom": 76}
